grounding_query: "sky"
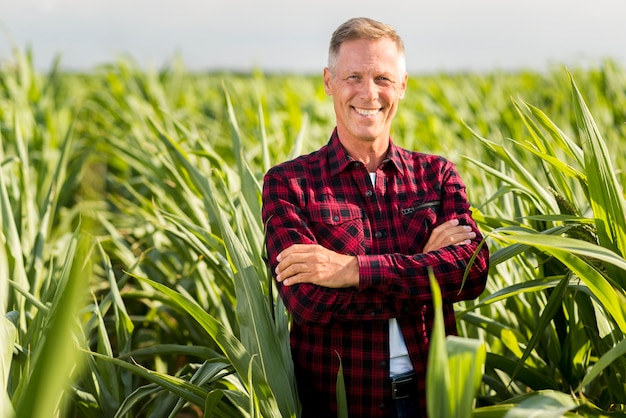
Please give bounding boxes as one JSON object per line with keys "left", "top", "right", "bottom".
{"left": 1, "top": 0, "right": 625, "bottom": 74}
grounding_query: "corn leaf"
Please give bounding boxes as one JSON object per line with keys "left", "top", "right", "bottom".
{"left": 570, "top": 72, "right": 626, "bottom": 289}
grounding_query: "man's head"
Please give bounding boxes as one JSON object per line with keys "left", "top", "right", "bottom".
{"left": 324, "top": 17, "right": 408, "bottom": 150}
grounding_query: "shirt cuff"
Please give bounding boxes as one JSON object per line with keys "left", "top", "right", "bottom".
{"left": 357, "top": 254, "right": 397, "bottom": 290}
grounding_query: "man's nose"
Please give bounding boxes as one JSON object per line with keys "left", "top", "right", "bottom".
{"left": 360, "top": 79, "right": 378, "bottom": 101}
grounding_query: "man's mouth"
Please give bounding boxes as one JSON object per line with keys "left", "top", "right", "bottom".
{"left": 354, "top": 107, "right": 381, "bottom": 116}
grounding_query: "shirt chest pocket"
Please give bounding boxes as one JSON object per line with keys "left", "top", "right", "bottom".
{"left": 399, "top": 199, "right": 441, "bottom": 252}
{"left": 305, "top": 202, "right": 365, "bottom": 255}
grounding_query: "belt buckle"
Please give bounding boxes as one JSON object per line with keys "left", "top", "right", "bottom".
{"left": 391, "top": 375, "right": 414, "bottom": 400}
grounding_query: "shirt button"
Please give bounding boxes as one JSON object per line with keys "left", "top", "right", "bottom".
{"left": 365, "top": 190, "right": 373, "bottom": 197}
{"left": 370, "top": 311, "right": 376, "bottom": 317}
{"left": 332, "top": 215, "right": 339, "bottom": 222}
{"left": 374, "top": 231, "right": 383, "bottom": 239}
{"left": 379, "top": 404, "right": 386, "bottom": 410}
{"left": 380, "top": 361, "right": 387, "bottom": 368}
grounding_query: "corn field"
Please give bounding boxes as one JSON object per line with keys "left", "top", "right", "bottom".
{"left": 1, "top": 45, "right": 626, "bottom": 417}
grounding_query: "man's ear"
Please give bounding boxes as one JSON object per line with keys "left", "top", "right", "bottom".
{"left": 399, "top": 72, "right": 408, "bottom": 99}
{"left": 323, "top": 67, "right": 333, "bottom": 96}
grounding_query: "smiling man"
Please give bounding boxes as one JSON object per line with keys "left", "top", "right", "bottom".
{"left": 262, "top": 17, "right": 490, "bottom": 418}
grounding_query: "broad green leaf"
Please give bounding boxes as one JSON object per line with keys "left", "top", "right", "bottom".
{"left": 427, "top": 269, "right": 452, "bottom": 418}
{"left": 204, "top": 389, "right": 226, "bottom": 417}
{"left": 474, "top": 391, "right": 578, "bottom": 418}
{"left": 446, "top": 336, "right": 486, "bottom": 413}
{"left": 428, "top": 270, "right": 485, "bottom": 418}
{"left": 491, "top": 231, "right": 626, "bottom": 332}
{"left": 336, "top": 354, "right": 348, "bottom": 418}
{"left": 1, "top": 315, "right": 16, "bottom": 418}
{"left": 14, "top": 230, "right": 89, "bottom": 418}
{"left": 570, "top": 72, "right": 626, "bottom": 289}
{"left": 502, "top": 390, "right": 577, "bottom": 418}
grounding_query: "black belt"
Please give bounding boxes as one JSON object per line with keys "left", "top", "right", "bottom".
{"left": 391, "top": 371, "right": 418, "bottom": 400}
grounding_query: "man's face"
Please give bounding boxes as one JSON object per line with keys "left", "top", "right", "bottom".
{"left": 323, "top": 38, "right": 408, "bottom": 146}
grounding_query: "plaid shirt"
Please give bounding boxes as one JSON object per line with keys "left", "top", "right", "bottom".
{"left": 262, "top": 130, "right": 489, "bottom": 418}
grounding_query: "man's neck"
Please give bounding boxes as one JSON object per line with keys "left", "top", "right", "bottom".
{"left": 337, "top": 134, "right": 390, "bottom": 172}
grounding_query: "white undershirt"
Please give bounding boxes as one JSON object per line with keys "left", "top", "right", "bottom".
{"left": 369, "top": 172, "right": 413, "bottom": 376}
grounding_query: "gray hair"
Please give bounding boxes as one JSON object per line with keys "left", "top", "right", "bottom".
{"left": 327, "top": 17, "right": 406, "bottom": 74}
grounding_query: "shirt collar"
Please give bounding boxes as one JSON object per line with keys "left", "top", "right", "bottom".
{"left": 326, "top": 128, "right": 405, "bottom": 177}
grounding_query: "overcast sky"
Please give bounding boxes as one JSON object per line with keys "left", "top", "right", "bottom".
{"left": 1, "top": 0, "right": 625, "bottom": 74}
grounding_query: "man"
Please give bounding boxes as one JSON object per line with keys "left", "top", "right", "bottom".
{"left": 261, "top": 17, "right": 489, "bottom": 418}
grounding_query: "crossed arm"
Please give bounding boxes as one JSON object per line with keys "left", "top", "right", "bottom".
{"left": 274, "top": 218, "right": 476, "bottom": 288}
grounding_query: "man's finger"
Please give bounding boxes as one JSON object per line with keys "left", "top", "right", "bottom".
{"left": 277, "top": 243, "right": 317, "bottom": 261}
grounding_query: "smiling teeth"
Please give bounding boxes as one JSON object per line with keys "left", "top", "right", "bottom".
{"left": 355, "top": 107, "right": 379, "bottom": 116}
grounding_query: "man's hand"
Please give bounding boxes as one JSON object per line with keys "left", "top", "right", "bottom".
{"left": 275, "top": 244, "right": 359, "bottom": 288}
{"left": 423, "top": 218, "right": 476, "bottom": 253}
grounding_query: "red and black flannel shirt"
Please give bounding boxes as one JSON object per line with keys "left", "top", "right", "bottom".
{"left": 261, "top": 130, "right": 489, "bottom": 418}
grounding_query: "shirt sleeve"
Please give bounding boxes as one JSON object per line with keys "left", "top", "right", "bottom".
{"left": 358, "top": 160, "right": 489, "bottom": 304}
{"left": 262, "top": 167, "right": 401, "bottom": 326}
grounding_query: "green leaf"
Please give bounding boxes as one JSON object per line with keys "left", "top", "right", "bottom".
{"left": 474, "top": 390, "right": 578, "bottom": 418}
{"left": 446, "top": 336, "right": 486, "bottom": 414}
{"left": 427, "top": 269, "right": 485, "bottom": 418}
{"left": 1, "top": 315, "right": 17, "bottom": 418}
{"left": 132, "top": 276, "right": 284, "bottom": 418}
{"left": 204, "top": 389, "right": 226, "bottom": 417}
{"left": 14, "top": 230, "right": 90, "bottom": 418}
{"left": 490, "top": 231, "right": 626, "bottom": 332}
{"left": 576, "top": 337, "right": 626, "bottom": 391}
{"left": 427, "top": 269, "right": 452, "bottom": 418}
{"left": 335, "top": 353, "right": 348, "bottom": 418}
{"left": 90, "top": 351, "right": 208, "bottom": 407}
{"left": 570, "top": 72, "right": 626, "bottom": 289}
{"left": 502, "top": 390, "right": 577, "bottom": 418}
